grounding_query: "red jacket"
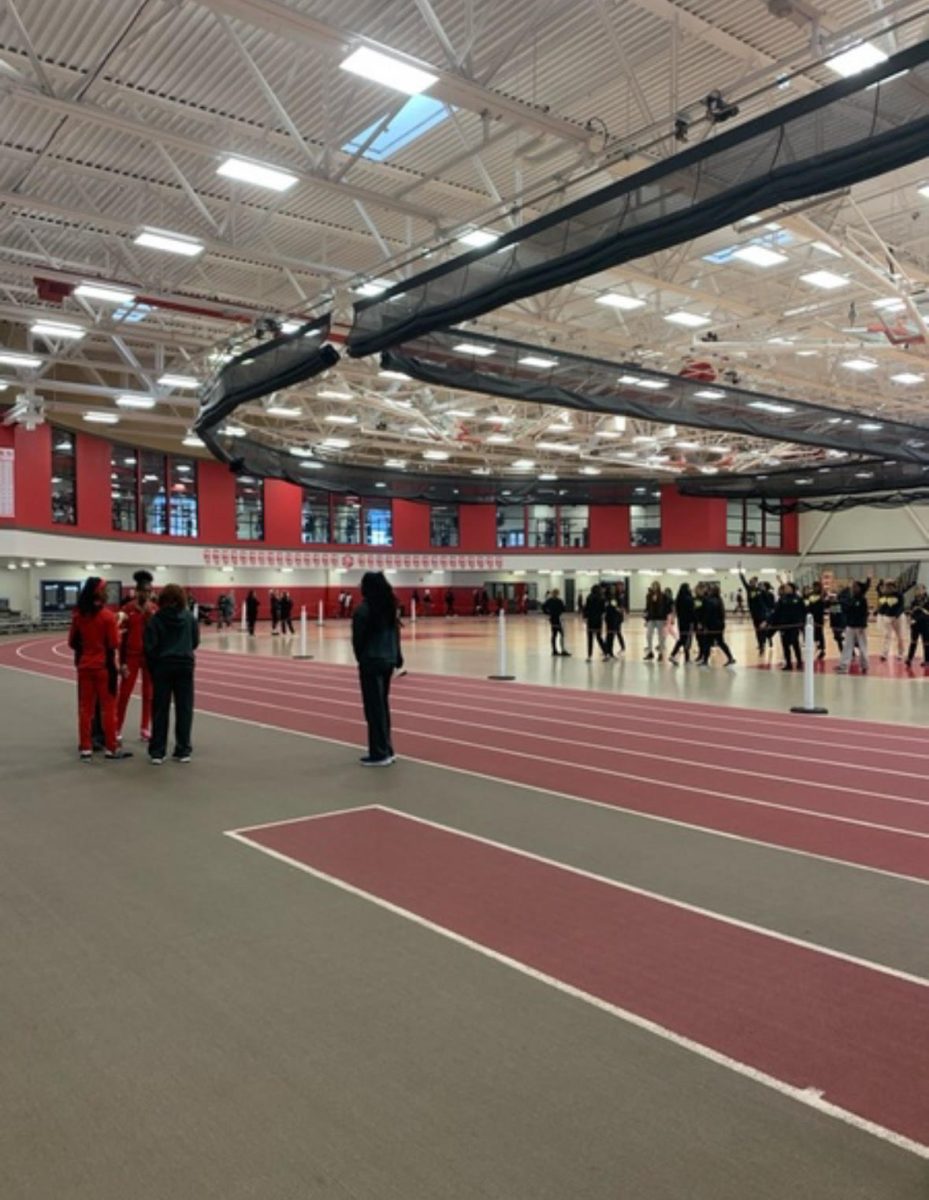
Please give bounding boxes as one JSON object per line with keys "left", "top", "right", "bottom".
{"left": 119, "top": 599, "right": 156, "bottom": 662}
{"left": 68, "top": 608, "right": 119, "bottom": 671}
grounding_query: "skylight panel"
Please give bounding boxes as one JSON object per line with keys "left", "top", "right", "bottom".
{"left": 342, "top": 94, "right": 452, "bottom": 162}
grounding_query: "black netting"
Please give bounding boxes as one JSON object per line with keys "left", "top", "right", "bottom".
{"left": 195, "top": 316, "right": 339, "bottom": 435}
{"left": 678, "top": 457, "right": 929, "bottom": 506}
{"left": 382, "top": 329, "right": 929, "bottom": 463}
{"left": 348, "top": 41, "right": 929, "bottom": 356}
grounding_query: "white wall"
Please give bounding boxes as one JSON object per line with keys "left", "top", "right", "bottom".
{"left": 799, "top": 503, "right": 929, "bottom": 561}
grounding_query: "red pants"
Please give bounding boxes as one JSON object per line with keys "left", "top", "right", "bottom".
{"left": 78, "top": 668, "right": 117, "bottom": 753}
{"left": 116, "top": 654, "right": 152, "bottom": 735}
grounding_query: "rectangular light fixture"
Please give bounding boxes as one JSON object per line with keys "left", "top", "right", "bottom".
{"left": 116, "top": 394, "right": 156, "bottom": 409}
{"left": 318, "top": 390, "right": 353, "bottom": 400}
{"left": 217, "top": 156, "right": 298, "bottom": 192}
{"left": 182, "top": 435, "right": 204, "bottom": 447}
{"left": 134, "top": 227, "right": 204, "bottom": 257}
{"left": 800, "top": 270, "right": 848, "bottom": 290}
{"left": 280, "top": 321, "right": 302, "bottom": 334}
{"left": 548, "top": 422, "right": 573, "bottom": 432}
{"left": 664, "top": 311, "right": 710, "bottom": 327}
{"left": 324, "top": 414, "right": 358, "bottom": 424}
{"left": 31, "top": 320, "right": 85, "bottom": 340}
{"left": 694, "top": 388, "right": 726, "bottom": 399}
{"left": 385, "top": 459, "right": 407, "bottom": 468}
{"left": 518, "top": 355, "right": 558, "bottom": 369}
{"left": 289, "top": 447, "right": 314, "bottom": 458}
{"left": 355, "top": 279, "right": 393, "bottom": 297}
{"left": 596, "top": 293, "right": 645, "bottom": 310}
{"left": 446, "top": 408, "right": 475, "bottom": 417}
{"left": 579, "top": 466, "right": 601, "bottom": 476}
{"left": 512, "top": 459, "right": 535, "bottom": 469}
{"left": 265, "top": 405, "right": 302, "bottom": 417}
{"left": 538, "top": 473, "right": 558, "bottom": 481}
{"left": 220, "top": 424, "right": 247, "bottom": 437}
{"left": 486, "top": 414, "right": 513, "bottom": 424}
{"left": 536, "top": 441, "right": 578, "bottom": 453}
{"left": 379, "top": 369, "right": 410, "bottom": 381}
{"left": 841, "top": 358, "right": 878, "bottom": 372}
{"left": 453, "top": 342, "right": 495, "bottom": 357}
{"left": 486, "top": 434, "right": 513, "bottom": 444}
{"left": 321, "top": 437, "right": 351, "bottom": 448}
{"left": 75, "top": 283, "right": 136, "bottom": 304}
{"left": 731, "top": 245, "right": 788, "bottom": 268}
{"left": 458, "top": 229, "right": 499, "bottom": 248}
{"left": 83, "top": 411, "right": 120, "bottom": 424}
{"left": 422, "top": 449, "right": 449, "bottom": 460}
{"left": 158, "top": 373, "right": 200, "bottom": 389}
{"left": 858, "top": 421, "right": 883, "bottom": 431}
{"left": 826, "top": 41, "right": 887, "bottom": 78}
{"left": 340, "top": 46, "right": 438, "bottom": 96}
{"left": 748, "top": 400, "right": 795, "bottom": 414}
{"left": 594, "top": 430, "right": 621, "bottom": 439}
{"left": 891, "top": 372, "right": 924, "bottom": 385}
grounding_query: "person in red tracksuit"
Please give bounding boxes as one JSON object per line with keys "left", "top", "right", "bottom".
{"left": 68, "top": 576, "right": 132, "bottom": 762}
{"left": 116, "top": 569, "right": 156, "bottom": 742}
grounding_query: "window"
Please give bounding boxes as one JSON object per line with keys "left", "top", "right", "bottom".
{"left": 559, "top": 504, "right": 589, "bottom": 548}
{"left": 141, "top": 450, "right": 166, "bottom": 535}
{"left": 169, "top": 457, "right": 198, "bottom": 537}
{"left": 430, "top": 503, "right": 459, "bottom": 547}
{"left": 528, "top": 504, "right": 557, "bottom": 548}
{"left": 236, "top": 476, "right": 264, "bottom": 540}
{"left": 630, "top": 500, "right": 661, "bottom": 547}
{"left": 333, "top": 498, "right": 362, "bottom": 544}
{"left": 110, "top": 445, "right": 199, "bottom": 536}
{"left": 331, "top": 497, "right": 393, "bottom": 545}
{"left": 111, "top": 447, "right": 138, "bottom": 532}
{"left": 51, "top": 430, "right": 77, "bottom": 525}
{"left": 364, "top": 504, "right": 392, "bottom": 546}
{"left": 302, "top": 490, "right": 331, "bottom": 543}
{"left": 726, "top": 499, "right": 781, "bottom": 549}
{"left": 496, "top": 504, "right": 525, "bottom": 547}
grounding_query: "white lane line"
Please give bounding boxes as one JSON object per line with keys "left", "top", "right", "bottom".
{"left": 189, "top": 661, "right": 929, "bottom": 790}
{"left": 183, "top": 665, "right": 929, "bottom": 818}
{"left": 5, "top": 651, "right": 928, "bottom": 888}
{"left": 225, "top": 814, "right": 929, "bottom": 1163}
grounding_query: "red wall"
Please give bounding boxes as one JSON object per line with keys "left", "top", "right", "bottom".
{"left": 0, "top": 422, "right": 793, "bottom": 556}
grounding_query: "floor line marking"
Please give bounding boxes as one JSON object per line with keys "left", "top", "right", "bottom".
{"left": 224, "top": 820, "right": 929, "bottom": 1163}
{"left": 4, "top": 655, "right": 927, "bottom": 888}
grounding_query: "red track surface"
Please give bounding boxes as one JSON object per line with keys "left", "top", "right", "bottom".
{"left": 235, "top": 806, "right": 929, "bottom": 1148}
{"left": 4, "top": 636, "right": 929, "bottom": 881}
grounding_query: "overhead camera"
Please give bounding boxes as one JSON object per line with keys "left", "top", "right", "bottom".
{"left": 673, "top": 113, "right": 690, "bottom": 143}
{"left": 2, "top": 391, "right": 45, "bottom": 431}
{"left": 254, "top": 316, "right": 282, "bottom": 340}
{"left": 704, "top": 90, "right": 740, "bottom": 124}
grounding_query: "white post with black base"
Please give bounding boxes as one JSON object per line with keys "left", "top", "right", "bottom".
{"left": 317, "top": 599, "right": 324, "bottom": 627}
{"left": 240, "top": 602, "right": 247, "bottom": 634}
{"left": 293, "top": 605, "right": 313, "bottom": 660}
{"left": 791, "top": 614, "right": 827, "bottom": 715}
{"left": 411, "top": 598, "right": 417, "bottom": 625}
{"left": 488, "top": 608, "right": 516, "bottom": 681}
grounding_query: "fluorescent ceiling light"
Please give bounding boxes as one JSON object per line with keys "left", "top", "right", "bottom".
{"left": 458, "top": 229, "right": 499, "bottom": 248}
{"left": 579, "top": 466, "right": 601, "bottom": 475}
{"left": 594, "top": 430, "right": 621, "bottom": 439}
{"left": 891, "top": 372, "right": 924, "bottom": 385}
{"left": 675, "top": 441, "right": 700, "bottom": 450}
{"left": 75, "top": 283, "right": 136, "bottom": 304}
{"left": 217, "top": 156, "right": 298, "bottom": 192}
{"left": 446, "top": 408, "right": 475, "bottom": 417}
{"left": 812, "top": 241, "right": 842, "bottom": 258}
{"left": 486, "top": 414, "right": 513, "bottom": 424}
{"left": 321, "top": 437, "right": 351, "bottom": 449}
{"left": 633, "top": 435, "right": 656, "bottom": 444}
{"left": 826, "top": 41, "right": 887, "bottom": 78}
{"left": 858, "top": 421, "right": 883, "bottom": 431}
{"left": 749, "top": 400, "right": 795, "bottom": 414}
{"left": 423, "top": 449, "right": 449, "bottom": 460}
{"left": 664, "top": 311, "right": 710, "bottom": 328}
{"left": 340, "top": 46, "right": 438, "bottom": 96}
{"left": 289, "top": 447, "right": 314, "bottom": 458}
{"left": 596, "top": 293, "right": 645, "bottom": 310}
{"left": 841, "top": 358, "right": 878, "bottom": 372}
{"left": 794, "top": 478, "right": 813, "bottom": 485}
{"left": 355, "top": 279, "right": 392, "bottom": 297}
{"left": 385, "top": 459, "right": 407, "bottom": 468}
{"left": 800, "top": 270, "right": 848, "bottom": 290}
{"left": 134, "top": 228, "right": 204, "bottom": 257}
{"left": 699, "top": 466, "right": 719, "bottom": 475}
{"left": 518, "top": 355, "right": 558, "bottom": 369}
{"left": 31, "top": 320, "right": 85, "bottom": 340}
{"left": 548, "top": 422, "right": 573, "bottom": 432}
{"left": 471, "top": 467, "right": 491, "bottom": 475}
{"left": 512, "top": 459, "right": 535, "bottom": 469}
{"left": 408, "top": 425, "right": 432, "bottom": 435}
{"left": 182, "top": 435, "right": 204, "bottom": 447}
{"left": 453, "top": 342, "right": 495, "bottom": 357}
{"left": 732, "top": 245, "right": 788, "bottom": 268}
{"left": 318, "top": 390, "right": 353, "bottom": 400}
{"left": 280, "top": 321, "right": 301, "bottom": 334}
{"left": 115, "top": 394, "right": 156, "bottom": 409}
{"left": 265, "top": 404, "right": 302, "bottom": 417}
{"left": 301, "top": 461, "right": 325, "bottom": 469}
{"left": 486, "top": 434, "right": 513, "bottom": 444}
{"left": 324, "top": 414, "right": 358, "bottom": 424}
{"left": 538, "top": 473, "right": 558, "bottom": 481}
{"left": 379, "top": 369, "right": 410, "bottom": 381}
{"left": 83, "top": 411, "right": 119, "bottom": 424}
{"left": 694, "top": 388, "right": 725, "bottom": 400}
{"left": 158, "top": 373, "right": 200, "bottom": 389}
{"left": 536, "top": 441, "right": 577, "bottom": 453}
{"left": 796, "top": 350, "right": 819, "bottom": 357}
{"left": 220, "top": 424, "right": 246, "bottom": 437}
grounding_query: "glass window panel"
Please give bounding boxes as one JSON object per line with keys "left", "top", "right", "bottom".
{"left": 430, "top": 504, "right": 459, "bottom": 547}
{"left": 765, "top": 510, "right": 782, "bottom": 548}
{"left": 333, "top": 498, "right": 362, "bottom": 544}
{"left": 559, "top": 504, "right": 589, "bottom": 548}
{"left": 528, "top": 504, "right": 557, "bottom": 548}
{"left": 235, "top": 476, "right": 264, "bottom": 540}
{"left": 110, "top": 445, "right": 138, "bottom": 532}
{"left": 169, "top": 457, "right": 198, "bottom": 537}
{"left": 496, "top": 504, "right": 525, "bottom": 548}
{"left": 51, "top": 429, "right": 77, "bottom": 525}
{"left": 364, "top": 504, "right": 392, "bottom": 546}
{"left": 630, "top": 501, "right": 661, "bottom": 547}
{"left": 302, "top": 490, "right": 331, "bottom": 543}
{"left": 140, "top": 450, "right": 166, "bottom": 535}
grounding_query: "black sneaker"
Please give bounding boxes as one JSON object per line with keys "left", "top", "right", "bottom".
{"left": 105, "top": 748, "right": 133, "bottom": 760}
{"left": 360, "top": 755, "right": 392, "bottom": 767}
{"left": 173, "top": 753, "right": 192, "bottom": 764}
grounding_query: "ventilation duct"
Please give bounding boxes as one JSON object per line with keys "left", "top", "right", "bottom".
{"left": 348, "top": 41, "right": 929, "bottom": 356}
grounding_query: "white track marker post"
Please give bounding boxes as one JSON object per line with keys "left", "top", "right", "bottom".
{"left": 293, "top": 605, "right": 313, "bottom": 660}
{"left": 317, "top": 598, "right": 324, "bottom": 627}
{"left": 488, "top": 607, "right": 516, "bottom": 681}
{"left": 411, "top": 598, "right": 417, "bottom": 625}
{"left": 791, "top": 614, "right": 827, "bottom": 715}
{"left": 240, "top": 601, "right": 247, "bottom": 634}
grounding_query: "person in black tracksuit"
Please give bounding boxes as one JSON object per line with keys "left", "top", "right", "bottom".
{"left": 669, "top": 582, "right": 695, "bottom": 664}
{"left": 604, "top": 600, "right": 622, "bottom": 659}
{"left": 542, "top": 588, "right": 570, "bottom": 656}
{"left": 836, "top": 578, "right": 871, "bottom": 673}
{"left": 279, "top": 590, "right": 295, "bottom": 634}
{"left": 804, "top": 584, "right": 826, "bottom": 659}
{"left": 768, "top": 583, "right": 805, "bottom": 670}
{"left": 906, "top": 585, "right": 929, "bottom": 667}
{"left": 583, "top": 585, "right": 608, "bottom": 661}
{"left": 827, "top": 591, "right": 846, "bottom": 653}
{"left": 697, "top": 584, "right": 736, "bottom": 667}
{"left": 269, "top": 589, "right": 281, "bottom": 635}
{"left": 144, "top": 583, "right": 199, "bottom": 764}
{"left": 352, "top": 571, "right": 401, "bottom": 766}
{"left": 245, "top": 589, "right": 259, "bottom": 636}
{"left": 740, "top": 566, "right": 770, "bottom": 655}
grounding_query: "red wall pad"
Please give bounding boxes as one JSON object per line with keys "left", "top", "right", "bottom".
{"left": 233, "top": 806, "right": 929, "bottom": 1153}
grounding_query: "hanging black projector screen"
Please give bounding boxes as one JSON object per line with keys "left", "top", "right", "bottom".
{"left": 348, "top": 41, "right": 929, "bottom": 357}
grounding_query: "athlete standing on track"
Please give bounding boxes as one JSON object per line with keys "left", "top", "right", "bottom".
{"left": 542, "top": 587, "right": 570, "bottom": 656}
{"left": 69, "top": 577, "right": 133, "bottom": 763}
{"left": 582, "top": 584, "right": 608, "bottom": 662}
{"left": 352, "top": 571, "right": 401, "bottom": 767}
{"left": 115, "top": 569, "right": 156, "bottom": 744}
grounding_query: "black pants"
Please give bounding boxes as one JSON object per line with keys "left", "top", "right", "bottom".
{"left": 831, "top": 625, "right": 845, "bottom": 651}
{"left": 247, "top": 613, "right": 257, "bottom": 635}
{"left": 694, "top": 631, "right": 711, "bottom": 662}
{"left": 670, "top": 627, "right": 693, "bottom": 662}
{"left": 586, "top": 626, "right": 607, "bottom": 658}
{"left": 752, "top": 619, "right": 767, "bottom": 654}
{"left": 907, "top": 630, "right": 929, "bottom": 665}
{"left": 550, "top": 621, "right": 565, "bottom": 654}
{"left": 359, "top": 662, "right": 394, "bottom": 761}
{"left": 281, "top": 615, "right": 295, "bottom": 634}
{"left": 781, "top": 629, "right": 803, "bottom": 667}
{"left": 706, "top": 631, "right": 734, "bottom": 663}
{"left": 150, "top": 662, "right": 194, "bottom": 759}
{"left": 813, "top": 623, "right": 825, "bottom": 655}
{"left": 604, "top": 630, "right": 622, "bottom": 657}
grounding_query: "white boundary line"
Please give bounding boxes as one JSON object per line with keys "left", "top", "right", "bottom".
{"left": 224, "top": 807, "right": 929, "bottom": 1164}
{"left": 4, "top": 651, "right": 929, "bottom": 888}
